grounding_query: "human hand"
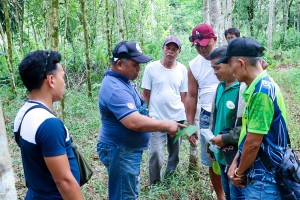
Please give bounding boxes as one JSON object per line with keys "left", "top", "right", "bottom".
{"left": 227, "top": 155, "right": 238, "bottom": 179}
{"left": 231, "top": 176, "right": 246, "bottom": 188}
{"left": 166, "top": 121, "right": 186, "bottom": 137}
{"left": 229, "top": 167, "right": 246, "bottom": 188}
{"left": 211, "top": 135, "right": 224, "bottom": 147}
{"left": 188, "top": 132, "right": 198, "bottom": 145}
{"left": 209, "top": 153, "right": 216, "bottom": 161}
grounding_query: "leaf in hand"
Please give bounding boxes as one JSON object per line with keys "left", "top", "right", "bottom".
{"left": 173, "top": 125, "right": 198, "bottom": 144}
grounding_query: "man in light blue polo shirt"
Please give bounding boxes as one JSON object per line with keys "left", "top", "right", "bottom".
{"left": 97, "top": 41, "right": 185, "bottom": 199}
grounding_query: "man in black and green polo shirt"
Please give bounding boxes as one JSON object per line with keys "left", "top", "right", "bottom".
{"left": 216, "top": 37, "right": 290, "bottom": 199}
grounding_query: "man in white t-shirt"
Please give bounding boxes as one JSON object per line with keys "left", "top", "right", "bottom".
{"left": 186, "top": 24, "right": 225, "bottom": 200}
{"left": 142, "top": 36, "right": 188, "bottom": 185}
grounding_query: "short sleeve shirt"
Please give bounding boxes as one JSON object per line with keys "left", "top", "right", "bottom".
{"left": 141, "top": 60, "right": 187, "bottom": 120}
{"left": 13, "top": 101, "right": 80, "bottom": 199}
{"left": 238, "top": 71, "right": 288, "bottom": 182}
{"left": 213, "top": 81, "right": 240, "bottom": 165}
{"left": 98, "top": 70, "right": 150, "bottom": 150}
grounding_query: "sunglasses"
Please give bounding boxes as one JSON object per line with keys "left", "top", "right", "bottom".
{"left": 44, "top": 51, "right": 51, "bottom": 78}
{"left": 189, "top": 33, "right": 212, "bottom": 42}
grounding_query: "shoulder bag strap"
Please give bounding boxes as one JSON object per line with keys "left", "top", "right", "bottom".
{"left": 15, "top": 103, "right": 52, "bottom": 146}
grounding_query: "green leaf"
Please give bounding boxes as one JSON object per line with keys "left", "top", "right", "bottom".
{"left": 173, "top": 125, "right": 198, "bottom": 144}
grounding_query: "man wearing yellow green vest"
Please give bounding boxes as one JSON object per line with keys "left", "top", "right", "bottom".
{"left": 215, "top": 37, "right": 289, "bottom": 199}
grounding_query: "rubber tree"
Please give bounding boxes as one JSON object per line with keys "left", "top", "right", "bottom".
{"left": 2, "top": 0, "right": 16, "bottom": 93}
{"left": 79, "top": 0, "right": 92, "bottom": 98}
{"left": 0, "top": 101, "right": 17, "bottom": 199}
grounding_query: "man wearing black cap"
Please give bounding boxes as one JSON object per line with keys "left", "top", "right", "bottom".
{"left": 186, "top": 24, "right": 224, "bottom": 200}
{"left": 97, "top": 41, "right": 185, "bottom": 199}
{"left": 224, "top": 27, "right": 268, "bottom": 69}
{"left": 141, "top": 36, "right": 188, "bottom": 185}
{"left": 216, "top": 37, "right": 292, "bottom": 199}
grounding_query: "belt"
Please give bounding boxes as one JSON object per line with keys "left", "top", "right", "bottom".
{"left": 201, "top": 108, "right": 211, "bottom": 116}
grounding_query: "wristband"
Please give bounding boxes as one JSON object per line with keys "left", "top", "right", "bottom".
{"left": 234, "top": 168, "right": 245, "bottom": 178}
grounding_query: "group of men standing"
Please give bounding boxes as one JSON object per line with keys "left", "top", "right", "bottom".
{"left": 13, "top": 22, "right": 298, "bottom": 200}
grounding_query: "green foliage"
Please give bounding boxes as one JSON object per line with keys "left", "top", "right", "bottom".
{"left": 1, "top": 0, "right": 300, "bottom": 198}
{"left": 269, "top": 68, "right": 300, "bottom": 148}
{"left": 273, "top": 28, "right": 300, "bottom": 50}
{"left": 174, "top": 125, "right": 198, "bottom": 144}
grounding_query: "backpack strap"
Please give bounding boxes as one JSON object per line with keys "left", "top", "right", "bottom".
{"left": 14, "top": 103, "right": 52, "bottom": 147}
{"left": 231, "top": 82, "right": 240, "bottom": 128}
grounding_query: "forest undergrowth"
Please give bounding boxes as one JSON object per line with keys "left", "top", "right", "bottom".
{"left": 2, "top": 63, "right": 299, "bottom": 200}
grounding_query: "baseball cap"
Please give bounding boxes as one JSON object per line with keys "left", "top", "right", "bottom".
{"left": 190, "top": 24, "right": 216, "bottom": 46}
{"left": 215, "top": 37, "right": 264, "bottom": 64}
{"left": 163, "top": 36, "right": 182, "bottom": 49}
{"left": 112, "top": 41, "right": 152, "bottom": 63}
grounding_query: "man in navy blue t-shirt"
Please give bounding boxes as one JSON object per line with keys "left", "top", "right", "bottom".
{"left": 14, "top": 51, "right": 83, "bottom": 200}
{"left": 97, "top": 41, "right": 185, "bottom": 199}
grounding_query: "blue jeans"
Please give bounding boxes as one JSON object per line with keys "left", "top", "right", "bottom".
{"left": 199, "top": 108, "right": 213, "bottom": 167}
{"left": 97, "top": 142, "right": 143, "bottom": 200}
{"left": 220, "top": 164, "right": 245, "bottom": 200}
{"left": 245, "top": 176, "right": 281, "bottom": 200}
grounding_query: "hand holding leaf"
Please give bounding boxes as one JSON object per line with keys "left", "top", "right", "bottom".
{"left": 173, "top": 125, "right": 198, "bottom": 144}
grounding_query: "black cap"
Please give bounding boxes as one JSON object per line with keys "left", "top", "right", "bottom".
{"left": 215, "top": 37, "right": 264, "bottom": 64}
{"left": 112, "top": 41, "right": 152, "bottom": 63}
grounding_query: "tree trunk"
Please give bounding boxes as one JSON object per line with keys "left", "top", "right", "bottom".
{"left": 138, "top": 0, "right": 143, "bottom": 43}
{"left": 247, "top": 0, "right": 254, "bottom": 36}
{"left": 3, "top": 0, "right": 16, "bottom": 93}
{"left": 295, "top": 0, "right": 300, "bottom": 31}
{"left": 80, "top": 0, "right": 92, "bottom": 98}
{"left": 267, "top": 0, "right": 275, "bottom": 49}
{"left": 209, "top": 0, "right": 224, "bottom": 46}
{"left": 50, "top": 0, "right": 65, "bottom": 121}
{"left": 224, "top": 0, "right": 235, "bottom": 29}
{"left": 63, "top": 0, "right": 70, "bottom": 88}
{"left": 0, "top": 101, "right": 17, "bottom": 200}
{"left": 50, "top": 0, "right": 59, "bottom": 50}
{"left": 20, "top": 0, "right": 25, "bottom": 55}
{"left": 203, "top": 0, "right": 210, "bottom": 24}
{"left": 188, "top": 102, "right": 201, "bottom": 173}
{"left": 117, "top": 0, "right": 124, "bottom": 41}
{"left": 287, "top": 0, "right": 294, "bottom": 28}
{"left": 282, "top": 0, "right": 288, "bottom": 46}
{"left": 42, "top": 0, "right": 49, "bottom": 49}
{"left": 105, "top": 0, "right": 112, "bottom": 67}
{"left": 13, "top": 0, "right": 23, "bottom": 53}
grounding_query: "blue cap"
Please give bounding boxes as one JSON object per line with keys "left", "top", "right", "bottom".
{"left": 112, "top": 41, "right": 152, "bottom": 63}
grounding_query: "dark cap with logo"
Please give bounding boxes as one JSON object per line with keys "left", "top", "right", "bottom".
{"left": 215, "top": 37, "right": 264, "bottom": 64}
{"left": 112, "top": 41, "right": 152, "bottom": 63}
{"left": 190, "top": 24, "right": 216, "bottom": 46}
{"left": 163, "top": 36, "right": 182, "bottom": 49}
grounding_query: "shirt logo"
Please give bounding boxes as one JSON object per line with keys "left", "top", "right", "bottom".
{"left": 226, "top": 100, "right": 235, "bottom": 109}
{"left": 127, "top": 103, "right": 135, "bottom": 109}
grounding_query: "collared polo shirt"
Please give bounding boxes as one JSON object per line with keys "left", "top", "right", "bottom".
{"left": 238, "top": 70, "right": 288, "bottom": 182}
{"left": 213, "top": 81, "right": 240, "bottom": 165}
{"left": 98, "top": 70, "right": 150, "bottom": 151}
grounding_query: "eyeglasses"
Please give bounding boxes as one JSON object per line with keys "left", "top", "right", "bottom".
{"left": 189, "top": 33, "right": 211, "bottom": 42}
{"left": 44, "top": 51, "right": 51, "bottom": 78}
